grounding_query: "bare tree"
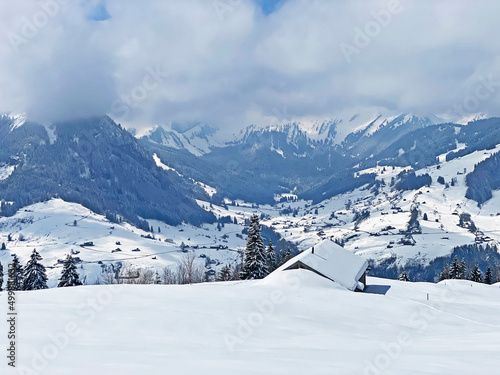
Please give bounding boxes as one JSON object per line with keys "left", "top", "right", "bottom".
{"left": 162, "top": 267, "right": 177, "bottom": 284}
{"left": 137, "top": 268, "right": 155, "bottom": 284}
{"left": 177, "top": 252, "right": 204, "bottom": 284}
{"left": 101, "top": 267, "right": 117, "bottom": 284}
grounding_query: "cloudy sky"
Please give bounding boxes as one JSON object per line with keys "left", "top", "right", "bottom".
{"left": 1, "top": 0, "right": 500, "bottom": 133}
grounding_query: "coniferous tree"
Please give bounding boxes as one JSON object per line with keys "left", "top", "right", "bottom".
{"left": 1, "top": 242, "right": 6, "bottom": 250}
{"left": 23, "top": 249, "right": 48, "bottom": 290}
{"left": 484, "top": 267, "right": 493, "bottom": 285}
{"left": 217, "top": 264, "right": 233, "bottom": 281}
{"left": 0, "top": 261, "right": 3, "bottom": 292}
{"left": 398, "top": 270, "right": 410, "bottom": 282}
{"left": 266, "top": 240, "right": 276, "bottom": 273}
{"left": 276, "top": 247, "right": 294, "bottom": 268}
{"left": 276, "top": 249, "right": 284, "bottom": 267}
{"left": 241, "top": 214, "right": 267, "bottom": 280}
{"left": 57, "top": 255, "right": 82, "bottom": 287}
{"left": 449, "top": 256, "right": 462, "bottom": 279}
{"left": 459, "top": 259, "right": 467, "bottom": 279}
{"left": 439, "top": 264, "right": 450, "bottom": 281}
{"left": 9, "top": 255, "right": 24, "bottom": 291}
{"left": 469, "top": 264, "right": 483, "bottom": 283}
{"left": 231, "top": 266, "right": 241, "bottom": 281}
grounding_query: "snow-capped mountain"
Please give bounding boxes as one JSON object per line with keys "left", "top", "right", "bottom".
{"left": 137, "top": 110, "right": 442, "bottom": 157}
{"left": 237, "top": 111, "right": 441, "bottom": 149}
{"left": 139, "top": 122, "right": 226, "bottom": 156}
{"left": 137, "top": 112, "right": 448, "bottom": 205}
{"left": 0, "top": 114, "right": 215, "bottom": 228}
{"left": 3, "top": 113, "right": 27, "bottom": 132}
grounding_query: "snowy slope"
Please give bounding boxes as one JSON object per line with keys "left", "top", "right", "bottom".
{"left": 153, "top": 153, "right": 217, "bottom": 197}
{"left": 7, "top": 113, "right": 27, "bottom": 132}
{"left": 140, "top": 123, "right": 226, "bottom": 156}
{"left": 252, "top": 143, "right": 500, "bottom": 271}
{"left": 0, "top": 200, "right": 247, "bottom": 287}
{"left": 0, "top": 274, "right": 499, "bottom": 374}
{"left": 0, "top": 164, "right": 15, "bottom": 181}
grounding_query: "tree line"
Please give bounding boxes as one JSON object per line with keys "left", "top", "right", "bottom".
{"left": 396, "top": 247, "right": 499, "bottom": 285}
{"left": 438, "top": 255, "right": 496, "bottom": 284}
{"left": 466, "top": 151, "right": 500, "bottom": 205}
{"left": 0, "top": 215, "right": 294, "bottom": 290}
{"left": 0, "top": 250, "right": 82, "bottom": 291}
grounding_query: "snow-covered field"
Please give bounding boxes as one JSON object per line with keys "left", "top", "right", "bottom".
{"left": 1, "top": 272, "right": 499, "bottom": 374}
{"left": 0, "top": 200, "right": 247, "bottom": 287}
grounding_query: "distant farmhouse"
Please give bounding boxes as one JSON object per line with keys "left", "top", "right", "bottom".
{"left": 273, "top": 239, "right": 369, "bottom": 291}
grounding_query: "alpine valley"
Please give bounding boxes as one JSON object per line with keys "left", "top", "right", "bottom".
{"left": 1, "top": 110, "right": 500, "bottom": 285}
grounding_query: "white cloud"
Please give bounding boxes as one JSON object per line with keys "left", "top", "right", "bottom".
{"left": 0, "top": 0, "right": 499, "bottom": 132}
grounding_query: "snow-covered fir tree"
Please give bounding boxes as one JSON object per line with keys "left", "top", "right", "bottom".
{"left": 23, "top": 249, "right": 48, "bottom": 290}
{"left": 439, "top": 264, "right": 450, "bottom": 281}
{"left": 276, "top": 247, "right": 293, "bottom": 268}
{"left": 231, "top": 266, "right": 241, "bottom": 281}
{"left": 8, "top": 255, "right": 24, "bottom": 291}
{"left": 217, "top": 264, "right": 233, "bottom": 281}
{"left": 0, "top": 261, "right": 3, "bottom": 292}
{"left": 469, "top": 264, "right": 483, "bottom": 283}
{"left": 485, "top": 267, "right": 493, "bottom": 285}
{"left": 266, "top": 240, "right": 276, "bottom": 273}
{"left": 57, "top": 255, "right": 83, "bottom": 287}
{"left": 459, "top": 259, "right": 467, "bottom": 279}
{"left": 398, "top": 270, "right": 410, "bottom": 282}
{"left": 449, "top": 256, "right": 465, "bottom": 279}
{"left": 241, "top": 214, "right": 268, "bottom": 280}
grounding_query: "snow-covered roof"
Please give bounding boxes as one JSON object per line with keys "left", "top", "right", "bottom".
{"left": 273, "top": 239, "right": 368, "bottom": 291}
